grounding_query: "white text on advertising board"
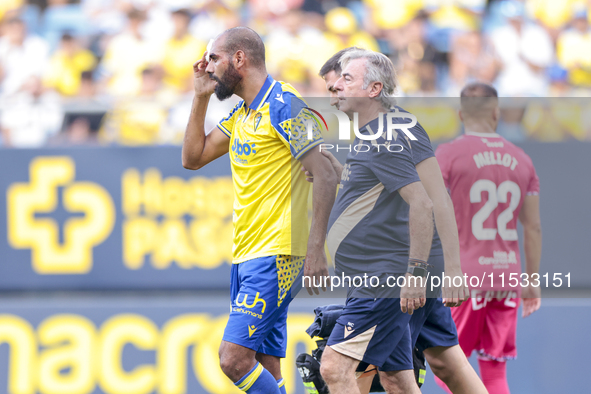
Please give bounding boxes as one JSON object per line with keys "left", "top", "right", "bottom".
{"left": 6, "top": 157, "right": 234, "bottom": 274}
{"left": 121, "top": 168, "right": 233, "bottom": 270}
{"left": 0, "top": 313, "right": 314, "bottom": 394}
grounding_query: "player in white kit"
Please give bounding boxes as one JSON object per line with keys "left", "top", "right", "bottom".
{"left": 435, "top": 83, "right": 542, "bottom": 394}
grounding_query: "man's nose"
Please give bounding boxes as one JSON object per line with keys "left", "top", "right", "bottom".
{"left": 333, "top": 77, "right": 344, "bottom": 91}
{"left": 205, "top": 60, "right": 214, "bottom": 73}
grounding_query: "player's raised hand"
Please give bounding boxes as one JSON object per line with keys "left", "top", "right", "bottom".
{"left": 442, "top": 265, "right": 469, "bottom": 307}
{"left": 521, "top": 283, "right": 541, "bottom": 317}
{"left": 304, "top": 246, "right": 329, "bottom": 296}
{"left": 192, "top": 52, "right": 216, "bottom": 98}
{"left": 400, "top": 273, "right": 427, "bottom": 315}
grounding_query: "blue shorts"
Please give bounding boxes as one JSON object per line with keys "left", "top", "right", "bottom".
{"left": 326, "top": 297, "right": 413, "bottom": 372}
{"left": 411, "top": 297, "right": 459, "bottom": 352}
{"left": 222, "top": 255, "right": 304, "bottom": 358}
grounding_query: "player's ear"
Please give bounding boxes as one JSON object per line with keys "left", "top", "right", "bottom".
{"left": 493, "top": 106, "right": 500, "bottom": 122}
{"left": 234, "top": 50, "right": 245, "bottom": 69}
{"left": 368, "top": 81, "right": 382, "bottom": 99}
{"left": 458, "top": 110, "right": 464, "bottom": 123}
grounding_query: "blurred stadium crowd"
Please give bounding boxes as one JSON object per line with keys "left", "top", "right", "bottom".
{"left": 0, "top": 0, "right": 590, "bottom": 147}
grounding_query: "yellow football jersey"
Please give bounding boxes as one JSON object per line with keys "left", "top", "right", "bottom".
{"left": 218, "top": 75, "right": 324, "bottom": 263}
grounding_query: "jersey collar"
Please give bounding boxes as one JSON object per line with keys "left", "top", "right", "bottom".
{"left": 465, "top": 131, "right": 501, "bottom": 138}
{"left": 248, "top": 75, "right": 275, "bottom": 110}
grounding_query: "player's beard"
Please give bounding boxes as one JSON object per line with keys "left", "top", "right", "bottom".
{"left": 211, "top": 63, "right": 242, "bottom": 101}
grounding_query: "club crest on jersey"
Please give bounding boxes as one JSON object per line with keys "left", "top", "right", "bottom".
{"left": 254, "top": 112, "right": 262, "bottom": 132}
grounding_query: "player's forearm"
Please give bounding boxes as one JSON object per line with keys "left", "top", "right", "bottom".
{"left": 415, "top": 158, "right": 460, "bottom": 270}
{"left": 523, "top": 223, "right": 542, "bottom": 276}
{"left": 408, "top": 198, "right": 434, "bottom": 262}
{"left": 182, "top": 95, "right": 210, "bottom": 169}
{"left": 308, "top": 166, "right": 338, "bottom": 251}
{"left": 433, "top": 193, "right": 462, "bottom": 271}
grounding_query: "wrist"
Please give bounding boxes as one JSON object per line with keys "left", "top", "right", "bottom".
{"left": 307, "top": 233, "right": 325, "bottom": 246}
{"left": 307, "top": 243, "right": 325, "bottom": 253}
{"left": 444, "top": 265, "right": 463, "bottom": 274}
{"left": 407, "top": 258, "right": 430, "bottom": 278}
{"left": 194, "top": 91, "right": 212, "bottom": 100}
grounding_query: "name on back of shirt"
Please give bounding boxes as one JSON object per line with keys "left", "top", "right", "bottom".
{"left": 472, "top": 137, "right": 519, "bottom": 170}
{"left": 473, "top": 151, "right": 518, "bottom": 170}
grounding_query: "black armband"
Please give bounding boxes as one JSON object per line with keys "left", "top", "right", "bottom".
{"left": 407, "top": 258, "right": 431, "bottom": 278}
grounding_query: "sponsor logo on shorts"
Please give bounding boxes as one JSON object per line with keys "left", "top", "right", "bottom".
{"left": 233, "top": 307, "right": 262, "bottom": 319}
{"left": 344, "top": 322, "right": 355, "bottom": 338}
{"left": 233, "top": 292, "right": 267, "bottom": 319}
{"left": 236, "top": 292, "right": 267, "bottom": 313}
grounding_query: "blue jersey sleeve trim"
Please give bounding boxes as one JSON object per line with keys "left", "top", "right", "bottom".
{"left": 218, "top": 100, "right": 244, "bottom": 137}
{"left": 294, "top": 138, "right": 323, "bottom": 160}
{"left": 218, "top": 125, "right": 231, "bottom": 138}
{"left": 220, "top": 100, "right": 243, "bottom": 122}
